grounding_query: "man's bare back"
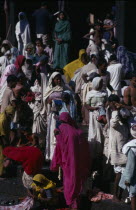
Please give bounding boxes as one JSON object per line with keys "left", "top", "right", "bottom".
{"left": 124, "top": 86, "right": 136, "bottom": 107}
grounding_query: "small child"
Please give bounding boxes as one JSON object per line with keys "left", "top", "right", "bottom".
{"left": 44, "top": 39, "right": 54, "bottom": 67}
{"left": 59, "top": 90, "right": 76, "bottom": 120}
{"left": 119, "top": 124, "right": 136, "bottom": 210}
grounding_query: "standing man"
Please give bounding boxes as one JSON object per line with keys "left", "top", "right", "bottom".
{"left": 107, "top": 54, "right": 123, "bottom": 97}
{"left": 15, "top": 12, "right": 31, "bottom": 55}
{"left": 32, "top": 1, "right": 52, "bottom": 45}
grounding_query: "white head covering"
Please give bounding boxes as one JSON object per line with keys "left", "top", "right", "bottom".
{"left": 130, "top": 126, "right": 136, "bottom": 139}
{"left": 41, "top": 72, "right": 64, "bottom": 116}
{"left": 92, "top": 77, "right": 102, "bottom": 90}
{"left": 122, "top": 139, "right": 136, "bottom": 156}
{"left": 43, "top": 72, "right": 64, "bottom": 100}
{"left": 47, "top": 72, "right": 61, "bottom": 87}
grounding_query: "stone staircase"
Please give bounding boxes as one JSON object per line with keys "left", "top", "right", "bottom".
{"left": 80, "top": 124, "right": 132, "bottom": 210}
{"left": 0, "top": 125, "right": 132, "bottom": 209}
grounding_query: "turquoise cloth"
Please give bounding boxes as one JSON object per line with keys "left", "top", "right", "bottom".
{"left": 53, "top": 20, "right": 71, "bottom": 69}
{"left": 119, "top": 149, "right": 136, "bottom": 197}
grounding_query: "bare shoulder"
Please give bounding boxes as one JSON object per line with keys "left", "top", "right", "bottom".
{"left": 124, "top": 86, "right": 131, "bottom": 95}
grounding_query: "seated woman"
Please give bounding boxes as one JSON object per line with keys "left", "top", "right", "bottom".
{"left": 3, "top": 142, "right": 44, "bottom": 190}
{"left": 29, "top": 174, "right": 57, "bottom": 209}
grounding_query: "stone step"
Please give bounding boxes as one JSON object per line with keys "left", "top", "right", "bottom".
{"left": 90, "top": 200, "right": 131, "bottom": 210}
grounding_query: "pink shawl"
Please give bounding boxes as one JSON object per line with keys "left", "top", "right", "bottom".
{"left": 0, "top": 64, "right": 17, "bottom": 88}
{"left": 50, "top": 112, "right": 89, "bottom": 208}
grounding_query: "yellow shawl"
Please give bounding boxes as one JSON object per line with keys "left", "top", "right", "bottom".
{"left": 63, "top": 49, "right": 86, "bottom": 82}
{"left": 31, "top": 174, "right": 56, "bottom": 199}
{"left": 0, "top": 105, "right": 15, "bottom": 136}
{"left": 31, "top": 174, "right": 56, "bottom": 189}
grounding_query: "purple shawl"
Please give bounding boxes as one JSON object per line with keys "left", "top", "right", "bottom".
{"left": 50, "top": 112, "right": 89, "bottom": 208}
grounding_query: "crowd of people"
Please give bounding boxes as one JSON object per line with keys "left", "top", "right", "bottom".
{"left": 0, "top": 1, "right": 136, "bottom": 210}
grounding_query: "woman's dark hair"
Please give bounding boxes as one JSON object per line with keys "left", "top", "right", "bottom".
{"left": 109, "top": 54, "right": 117, "bottom": 62}
{"left": 1, "top": 43, "right": 10, "bottom": 50}
{"left": 18, "top": 133, "right": 29, "bottom": 145}
{"left": 97, "top": 57, "right": 107, "bottom": 67}
{"left": 58, "top": 11, "right": 67, "bottom": 20}
{"left": 90, "top": 54, "right": 97, "bottom": 61}
{"left": 26, "top": 59, "right": 33, "bottom": 65}
{"left": 17, "top": 73, "right": 26, "bottom": 81}
{"left": 7, "top": 75, "right": 17, "bottom": 84}
{"left": 62, "top": 92, "right": 70, "bottom": 99}
{"left": 33, "top": 180, "right": 44, "bottom": 187}
{"left": 81, "top": 53, "right": 89, "bottom": 64}
{"left": 54, "top": 68, "right": 64, "bottom": 75}
{"left": 108, "top": 94, "right": 120, "bottom": 103}
{"left": 35, "top": 38, "right": 43, "bottom": 46}
{"left": 109, "top": 38, "right": 119, "bottom": 48}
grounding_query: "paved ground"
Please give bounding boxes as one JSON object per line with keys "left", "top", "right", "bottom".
{"left": 0, "top": 174, "right": 132, "bottom": 209}
{"left": 0, "top": 125, "right": 132, "bottom": 209}
{"left": 0, "top": 165, "right": 132, "bottom": 209}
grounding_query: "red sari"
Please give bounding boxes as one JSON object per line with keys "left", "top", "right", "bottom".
{"left": 3, "top": 146, "right": 44, "bottom": 175}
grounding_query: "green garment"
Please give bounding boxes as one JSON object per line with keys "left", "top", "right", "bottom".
{"left": 53, "top": 20, "right": 71, "bottom": 69}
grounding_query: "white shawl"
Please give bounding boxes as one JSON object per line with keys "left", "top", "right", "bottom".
{"left": 122, "top": 139, "right": 136, "bottom": 156}
{"left": 43, "top": 72, "right": 64, "bottom": 100}
{"left": 74, "top": 62, "right": 97, "bottom": 93}
{"left": 15, "top": 12, "right": 31, "bottom": 45}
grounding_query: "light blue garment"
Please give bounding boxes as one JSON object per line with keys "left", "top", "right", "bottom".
{"left": 33, "top": 54, "right": 48, "bottom": 64}
{"left": 119, "top": 149, "right": 136, "bottom": 197}
{"left": 9, "top": 47, "right": 19, "bottom": 64}
{"left": 59, "top": 90, "right": 76, "bottom": 119}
